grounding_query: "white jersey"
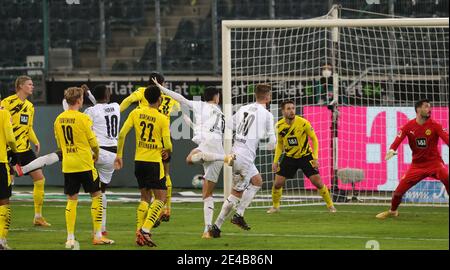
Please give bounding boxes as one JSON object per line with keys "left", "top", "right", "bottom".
{"left": 191, "top": 101, "right": 224, "bottom": 145}
{"left": 232, "top": 103, "right": 276, "bottom": 161}
{"left": 84, "top": 103, "right": 121, "bottom": 147}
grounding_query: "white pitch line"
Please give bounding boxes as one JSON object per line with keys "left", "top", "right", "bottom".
{"left": 11, "top": 204, "right": 450, "bottom": 215}
{"left": 9, "top": 228, "right": 448, "bottom": 242}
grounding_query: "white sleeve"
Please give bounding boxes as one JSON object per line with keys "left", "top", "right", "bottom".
{"left": 84, "top": 107, "right": 94, "bottom": 120}
{"left": 87, "top": 90, "right": 97, "bottom": 105}
{"left": 265, "top": 112, "right": 276, "bottom": 150}
{"left": 156, "top": 85, "right": 193, "bottom": 108}
{"left": 62, "top": 99, "right": 69, "bottom": 111}
{"left": 182, "top": 114, "right": 194, "bottom": 129}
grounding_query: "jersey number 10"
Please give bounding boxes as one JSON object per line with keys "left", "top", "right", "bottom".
{"left": 104, "top": 115, "right": 118, "bottom": 138}
{"left": 237, "top": 112, "right": 255, "bottom": 137}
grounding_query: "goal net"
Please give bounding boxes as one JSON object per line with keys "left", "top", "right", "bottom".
{"left": 222, "top": 15, "right": 449, "bottom": 208}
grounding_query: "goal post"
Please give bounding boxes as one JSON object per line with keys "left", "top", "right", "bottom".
{"left": 222, "top": 17, "right": 449, "bottom": 207}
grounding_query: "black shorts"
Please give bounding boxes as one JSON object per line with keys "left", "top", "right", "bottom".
{"left": 277, "top": 154, "right": 319, "bottom": 179}
{"left": 9, "top": 150, "right": 38, "bottom": 175}
{"left": 0, "top": 163, "right": 12, "bottom": 200}
{"left": 64, "top": 170, "right": 101, "bottom": 196}
{"left": 134, "top": 161, "right": 167, "bottom": 190}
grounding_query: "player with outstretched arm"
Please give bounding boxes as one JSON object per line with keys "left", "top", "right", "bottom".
{"left": 377, "top": 99, "right": 449, "bottom": 219}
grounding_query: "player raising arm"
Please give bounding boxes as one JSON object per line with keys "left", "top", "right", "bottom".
{"left": 209, "top": 84, "right": 276, "bottom": 238}
{"left": 115, "top": 85, "right": 172, "bottom": 247}
{"left": 0, "top": 104, "right": 18, "bottom": 250}
{"left": 54, "top": 87, "right": 114, "bottom": 249}
{"left": 121, "top": 72, "right": 178, "bottom": 223}
{"left": 152, "top": 78, "right": 235, "bottom": 239}
{"left": 267, "top": 100, "right": 335, "bottom": 214}
{"left": 377, "top": 99, "right": 449, "bottom": 219}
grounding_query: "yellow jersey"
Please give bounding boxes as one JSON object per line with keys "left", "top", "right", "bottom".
{"left": 120, "top": 87, "right": 180, "bottom": 118}
{"left": 0, "top": 109, "right": 17, "bottom": 163}
{"left": 274, "top": 115, "right": 319, "bottom": 163}
{"left": 54, "top": 110, "right": 99, "bottom": 175}
{"left": 117, "top": 107, "right": 171, "bottom": 179}
{"left": 0, "top": 94, "right": 39, "bottom": 153}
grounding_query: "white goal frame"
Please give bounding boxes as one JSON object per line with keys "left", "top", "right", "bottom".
{"left": 221, "top": 17, "right": 449, "bottom": 200}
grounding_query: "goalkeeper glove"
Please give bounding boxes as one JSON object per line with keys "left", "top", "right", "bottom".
{"left": 385, "top": 149, "right": 397, "bottom": 160}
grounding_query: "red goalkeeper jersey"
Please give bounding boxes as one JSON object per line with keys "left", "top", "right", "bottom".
{"left": 390, "top": 118, "right": 449, "bottom": 164}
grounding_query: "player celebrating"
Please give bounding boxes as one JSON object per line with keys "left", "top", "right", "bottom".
{"left": 267, "top": 100, "right": 336, "bottom": 214}
{"left": 209, "top": 84, "right": 276, "bottom": 238}
{"left": 120, "top": 72, "right": 178, "bottom": 222}
{"left": 376, "top": 99, "right": 449, "bottom": 219}
{"left": 115, "top": 85, "right": 172, "bottom": 247}
{"left": 1, "top": 75, "right": 50, "bottom": 227}
{"left": 54, "top": 87, "right": 114, "bottom": 248}
{"left": 0, "top": 104, "right": 18, "bottom": 250}
{"left": 83, "top": 85, "right": 120, "bottom": 235}
{"left": 152, "top": 78, "right": 235, "bottom": 239}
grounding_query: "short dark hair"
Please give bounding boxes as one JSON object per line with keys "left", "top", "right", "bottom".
{"left": 281, "top": 100, "right": 295, "bottom": 110}
{"left": 255, "top": 84, "right": 271, "bottom": 100}
{"left": 92, "top": 84, "right": 108, "bottom": 101}
{"left": 414, "top": 99, "right": 430, "bottom": 112}
{"left": 203, "top": 86, "right": 220, "bottom": 102}
{"left": 148, "top": 72, "right": 165, "bottom": 85}
{"left": 144, "top": 85, "right": 161, "bottom": 104}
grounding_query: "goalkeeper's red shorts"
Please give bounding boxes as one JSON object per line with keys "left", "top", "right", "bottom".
{"left": 395, "top": 160, "right": 449, "bottom": 196}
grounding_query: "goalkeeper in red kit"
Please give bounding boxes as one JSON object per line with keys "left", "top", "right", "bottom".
{"left": 376, "top": 99, "right": 449, "bottom": 219}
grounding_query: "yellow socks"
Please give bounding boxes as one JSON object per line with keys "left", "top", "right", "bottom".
{"left": 33, "top": 179, "right": 45, "bottom": 218}
{"left": 65, "top": 200, "right": 78, "bottom": 240}
{"left": 0, "top": 205, "right": 11, "bottom": 241}
{"left": 91, "top": 195, "right": 103, "bottom": 238}
{"left": 272, "top": 186, "right": 283, "bottom": 208}
{"left": 136, "top": 201, "right": 149, "bottom": 231}
{"left": 141, "top": 200, "right": 164, "bottom": 233}
{"left": 318, "top": 185, "right": 334, "bottom": 208}
{"left": 165, "top": 175, "right": 172, "bottom": 212}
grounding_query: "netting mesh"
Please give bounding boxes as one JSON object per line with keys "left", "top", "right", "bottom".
{"left": 227, "top": 20, "right": 449, "bottom": 208}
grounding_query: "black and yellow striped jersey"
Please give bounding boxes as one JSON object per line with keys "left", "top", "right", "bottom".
{"left": 274, "top": 115, "right": 319, "bottom": 163}
{"left": 0, "top": 94, "right": 39, "bottom": 153}
{"left": 0, "top": 109, "right": 17, "bottom": 163}
{"left": 117, "top": 107, "right": 171, "bottom": 180}
{"left": 54, "top": 110, "right": 99, "bottom": 175}
{"left": 120, "top": 87, "right": 180, "bottom": 118}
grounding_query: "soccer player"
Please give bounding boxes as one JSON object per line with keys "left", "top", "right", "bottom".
{"left": 267, "top": 100, "right": 336, "bottom": 214}
{"left": 120, "top": 72, "right": 179, "bottom": 222}
{"left": 152, "top": 78, "right": 235, "bottom": 239}
{"left": 115, "top": 85, "right": 172, "bottom": 247}
{"left": 54, "top": 87, "right": 114, "bottom": 248}
{"left": 1, "top": 75, "right": 50, "bottom": 227}
{"left": 15, "top": 85, "right": 118, "bottom": 235}
{"left": 0, "top": 103, "right": 18, "bottom": 250}
{"left": 209, "top": 84, "right": 276, "bottom": 238}
{"left": 83, "top": 85, "right": 120, "bottom": 235}
{"left": 376, "top": 99, "right": 449, "bottom": 219}
{"left": 13, "top": 84, "right": 96, "bottom": 176}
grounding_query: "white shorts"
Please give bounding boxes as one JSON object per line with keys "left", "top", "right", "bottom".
{"left": 95, "top": 148, "right": 116, "bottom": 185}
{"left": 202, "top": 161, "right": 223, "bottom": 183}
{"left": 232, "top": 154, "right": 259, "bottom": 192}
{"left": 195, "top": 139, "right": 224, "bottom": 183}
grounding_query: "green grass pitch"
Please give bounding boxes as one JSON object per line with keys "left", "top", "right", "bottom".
{"left": 6, "top": 201, "right": 448, "bottom": 250}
